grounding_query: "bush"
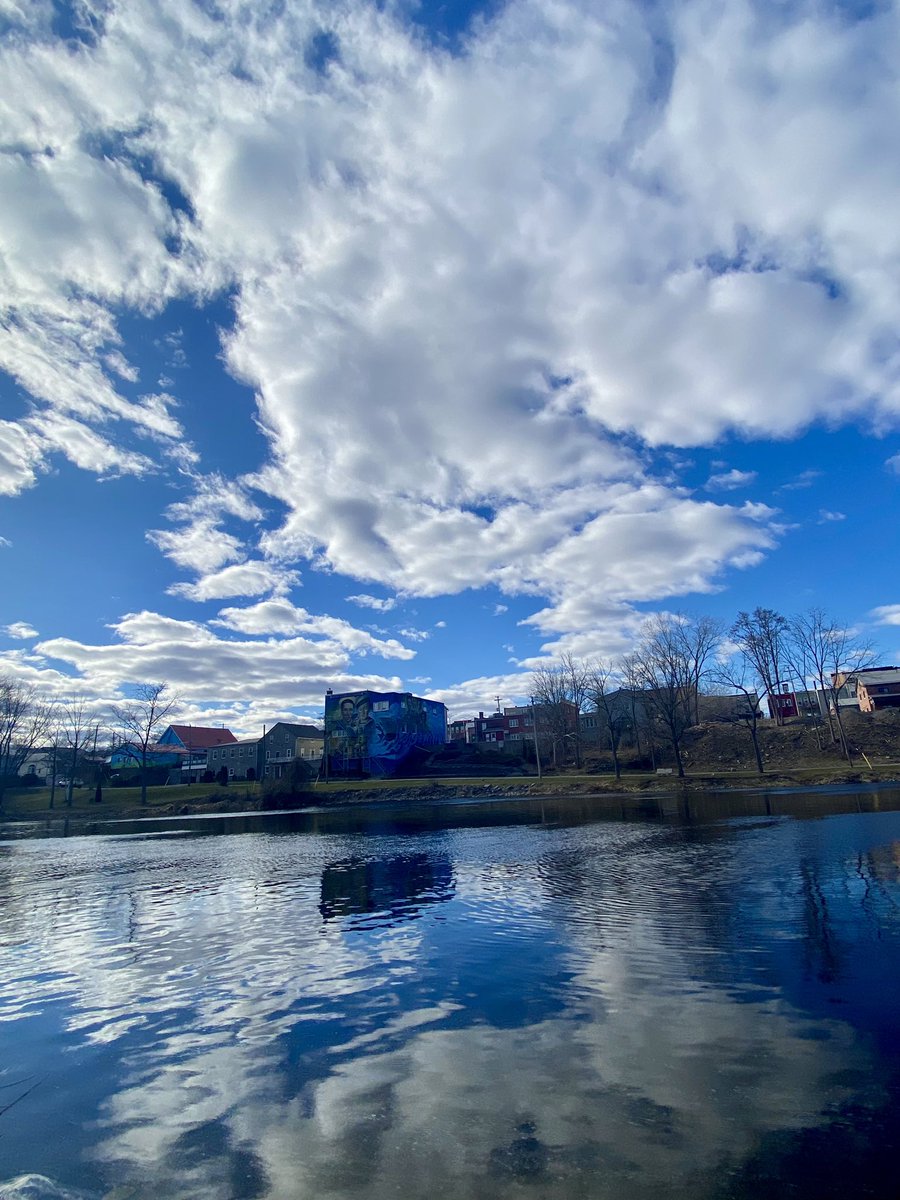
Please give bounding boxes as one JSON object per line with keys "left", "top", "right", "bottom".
{"left": 260, "top": 759, "right": 314, "bottom": 807}
{"left": 216, "top": 766, "right": 229, "bottom": 787}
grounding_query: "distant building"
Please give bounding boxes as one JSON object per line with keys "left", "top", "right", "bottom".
{"left": 206, "top": 722, "right": 321, "bottom": 780}
{"left": 158, "top": 725, "right": 237, "bottom": 751}
{"left": 324, "top": 690, "right": 447, "bottom": 778}
{"left": 765, "top": 686, "right": 823, "bottom": 722}
{"left": 833, "top": 667, "right": 900, "bottom": 714}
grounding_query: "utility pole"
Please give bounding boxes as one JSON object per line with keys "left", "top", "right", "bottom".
{"left": 530, "top": 696, "right": 542, "bottom": 781}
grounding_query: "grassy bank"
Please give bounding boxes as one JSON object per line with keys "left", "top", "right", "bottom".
{"left": 3, "top": 759, "right": 900, "bottom": 826}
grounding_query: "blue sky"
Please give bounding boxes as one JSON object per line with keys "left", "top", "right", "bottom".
{"left": 1, "top": 0, "right": 899, "bottom": 733}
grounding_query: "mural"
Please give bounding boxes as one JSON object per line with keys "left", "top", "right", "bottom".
{"left": 324, "top": 691, "right": 447, "bottom": 778}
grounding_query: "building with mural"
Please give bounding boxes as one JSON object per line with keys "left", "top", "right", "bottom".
{"left": 324, "top": 690, "right": 447, "bottom": 778}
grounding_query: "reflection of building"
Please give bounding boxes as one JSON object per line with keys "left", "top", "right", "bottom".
{"left": 324, "top": 690, "right": 447, "bottom": 778}
{"left": 319, "top": 854, "right": 455, "bottom": 921}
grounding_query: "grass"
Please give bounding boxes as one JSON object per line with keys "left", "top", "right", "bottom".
{"left": 1, "top": 780, "right": 261, "bottom": 818}
{"left": 4, "top": 758, "right": 900, "bottom": 824}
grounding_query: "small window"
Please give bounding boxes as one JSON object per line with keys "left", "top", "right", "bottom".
{"left": 373, "top": 700, "right": 389, "bottom": 712}
{"left": 508, "top": 719, "right": 519, "bottom": 728}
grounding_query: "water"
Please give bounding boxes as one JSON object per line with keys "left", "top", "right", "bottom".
{"left": 2, "top": 790, "right": 900, "bottom": 1199}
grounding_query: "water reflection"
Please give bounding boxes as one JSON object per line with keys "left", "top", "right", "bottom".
{"left": 1, "top": 802, "right": 900, "bottom": 1198}
{"left": 319, "top": 853, "right": 454, "bottom": 925}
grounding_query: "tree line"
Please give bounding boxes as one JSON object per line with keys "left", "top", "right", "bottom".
{"left": 529, "top": 607, "right": 876, "bottom": 778}
{"left": 0, "top": 681, "right": 177, "bottom": 810}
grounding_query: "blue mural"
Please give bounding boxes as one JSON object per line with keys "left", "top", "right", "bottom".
{"left": 324, "top": 690, "right": 447, "bottom": 778}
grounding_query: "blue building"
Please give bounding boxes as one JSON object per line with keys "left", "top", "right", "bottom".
{"left": 324, "top": 690, "right": 447, "bottom": 778}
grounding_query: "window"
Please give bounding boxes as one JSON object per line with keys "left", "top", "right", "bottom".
{"left": 373, "top": 700, "right": 389, "bottom": 711}
{"left": 508, "top": 719, "right": 519, "bottom": 728}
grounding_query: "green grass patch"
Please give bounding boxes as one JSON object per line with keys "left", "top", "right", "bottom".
{"left": 1, "top": 781, "right": 261, "bottom": 817}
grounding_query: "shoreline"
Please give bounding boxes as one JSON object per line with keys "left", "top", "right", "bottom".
{"left": 3, "top": 767, "right": 900, "bottom": 828}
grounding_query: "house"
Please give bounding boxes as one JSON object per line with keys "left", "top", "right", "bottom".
{"left": 324, "top": 690, "right": 447, "bottom": 778}
{"left": 764, "top": 686, "right": 823, "bottom": 721}
{"left": 295, "top": 730, "right": 324, "bottom": 763}
{"left": 206, "top": 722, "right": 322, "bottom": 780}
{"left": 833, "top": 667, "right": 900, "bottom": 713}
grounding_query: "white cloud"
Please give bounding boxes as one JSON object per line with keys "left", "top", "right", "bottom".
{"left": 346, "top": 593, "right": 397, "bottom": 612}
{"left": 705, "top": 468, "right": 758, "bottom": 491}
{"left": 779, "top": 469, "right": 821, "bottom": 492}
{"left": 167, "top": 561, "right": 298, "bottom": 602}
{"left": 870, "top": 605, "right": 900, "bottom": 627}
{"left": 3, "top": 621, "right": 37, "bottom": 639}
{"left": 3, "top": 0, "right": 900, "bottom": 670}
{"left": 27, "top": 608, "right": 408, "bottom": 727}
{"left": 493, "top": 604, "right": 509, "bottom": 615}
{"left": 212, "top": 598, "right": 416, "bottom": 659}
{"left": 886, "top": 454, "right": 900, "bottom": 475}
{"left": 818, "top": 509, "right": 846, "bottom": 523}
{"left": 397, "top": 626, "right": 430, "bottom": 643}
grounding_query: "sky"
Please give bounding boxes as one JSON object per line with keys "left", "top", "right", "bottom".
{"left": 1, "top": 0, "right": 900, "bottom": 735}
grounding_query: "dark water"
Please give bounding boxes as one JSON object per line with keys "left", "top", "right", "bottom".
{"left": 2, "top": 789, "right": 900, "bottom": 1199}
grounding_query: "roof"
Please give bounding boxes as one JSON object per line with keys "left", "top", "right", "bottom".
{"left": 268, "top": 721, "right": 321, "bottom": 737}
{"left": 855, "top": 669, "right": 900, "bottom": 687}
{"left": 166, "top": 725, "right": 237, "bottom": 749}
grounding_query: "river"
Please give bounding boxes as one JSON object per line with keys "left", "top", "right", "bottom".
{"left": 2, "top": 786, "right": 900, "bottom": 1198}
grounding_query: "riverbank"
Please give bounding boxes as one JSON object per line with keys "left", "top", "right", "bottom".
{"left": 4, "top": 761, "right": 900, "bottom": 826}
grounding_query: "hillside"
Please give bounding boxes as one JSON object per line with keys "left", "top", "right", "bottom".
{"left": 584, "top": 709, "right": 900, "bottom": 776}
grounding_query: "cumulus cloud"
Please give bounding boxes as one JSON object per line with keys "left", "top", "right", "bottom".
{"left": 167, "top": 561, "right": 299, "bottom": 602}
{"left": 26, "top": 608, "right": 409, "bottom": 729}
{"left": 3, "top": 621, "right": 37, "bottom": 639}
{"left": 870, "top": 605, "right": 900, "bottom": 627}
{"left": 212, "top": 598, "right": 416, "bottom": 659}
{"left": 818, "top": 509, "right": 846, "bottom": 523}
{"left": 886, "top": 454, "right": 900, "bottom": 475}
{"left": 705, "top": 468, "right": 758, "bottom": 491}
{"left": 3, "top": 0, "right": 900, "bottom": 686}
{"left": 346, "top": 594, "right": 398, "bottom": 612}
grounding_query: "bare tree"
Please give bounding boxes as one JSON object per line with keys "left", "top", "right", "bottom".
{"left": 790, "top": 609, "right": 875, "bottom": 763}
{"left": 633, "top": 615, "right": 697, "bottom": 777}
{"left": 711, "top": 657, "right": 765, "bottom": 774}
{"left": 0, "top": 678, "right": 53, "bottom": 808}
{"left": 730, "top": 608, "right": 790, "bottom": 725}
{"left": 676, "top": 615, "right": 724, "bottom": 725}
{"left": 59, "top": 696, "right": 101, "bottom": 807}
{"left": 558, "top": 653, "right": 590, "bottom": 769}
{"left": 531, "top": 663, "right": 580, "bottom": 768}
{"left": 113, "top": 683, "right": 178, "bottom": 805}
{"left": 587, "top": 660, "right": 629, "bottom": 780}
{"left": 620, "top": 653, "right": 647, "bottom": 757}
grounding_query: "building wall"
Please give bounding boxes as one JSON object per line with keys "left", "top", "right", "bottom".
{"left": 325, "top": 691, "right": 446, "bottom": 778}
